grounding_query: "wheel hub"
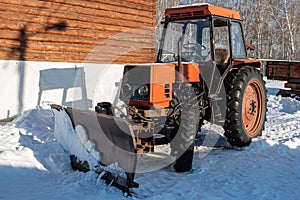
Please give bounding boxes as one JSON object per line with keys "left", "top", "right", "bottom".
{"left": 242, "top": 80, "right": 264, "bottom": 137}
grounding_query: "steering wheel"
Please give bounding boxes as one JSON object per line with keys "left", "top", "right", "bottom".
{"left": 182, "top": 42, "right": 208, "bottom": 62}
{"left": 183, "top": 42, "right": 206, "bottom": 51}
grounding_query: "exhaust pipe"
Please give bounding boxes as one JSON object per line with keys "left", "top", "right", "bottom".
{"left": 177, "top": 36, "right": 183, "bottom": 83}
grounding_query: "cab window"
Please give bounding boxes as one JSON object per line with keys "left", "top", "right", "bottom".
{"left": 213, "top": 19, "right": 230, "bottom": 66}
{"left": 231, "top": 22, "right": 246, "bottom": 59}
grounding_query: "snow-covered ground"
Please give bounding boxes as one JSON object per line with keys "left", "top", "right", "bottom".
{"left": 0, "top": 80, "right": 299, "bottom": 200}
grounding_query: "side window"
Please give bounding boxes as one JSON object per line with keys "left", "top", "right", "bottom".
{"left": 231, "top": 22, "right": 246, "bottom": 59}
{"left": 213, "top": 19, "right": 230, "bottom": 65}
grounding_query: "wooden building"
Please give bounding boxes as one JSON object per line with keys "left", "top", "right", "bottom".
{"left": 0, "top": 0, "right": 156, "bottom": 64}
{"left": 0, "top": 0, "right": 156, "bottom": 119}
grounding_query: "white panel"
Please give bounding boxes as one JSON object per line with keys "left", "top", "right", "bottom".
{"left": 0, "top": 60, "right": 124, "bottom": 119}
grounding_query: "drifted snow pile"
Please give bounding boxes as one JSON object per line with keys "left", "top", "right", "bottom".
{"left": 0, "top": 108, "right": 58, "bottom": 172}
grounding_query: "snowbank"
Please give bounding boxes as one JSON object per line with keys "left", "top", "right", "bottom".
{"left": 0, "top": 108, "right": 124, "bottom": 199}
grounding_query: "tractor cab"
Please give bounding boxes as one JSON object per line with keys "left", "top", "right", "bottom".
{"left": 157, "top": 3, "right": 247, "bottom": 74}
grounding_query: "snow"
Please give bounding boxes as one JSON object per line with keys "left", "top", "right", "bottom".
{"left": 171, "top": 3, "right": 210, "bottom": 9}
{"left": 52, "top": 109, "right": 100, "bottom": 170}
{"left": 0, "top": 80, "right": 300, "bottom": 199}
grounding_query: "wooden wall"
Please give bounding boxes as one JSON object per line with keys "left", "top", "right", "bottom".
{"left": 0, "top": 0, "right": 156, "bottom": 63}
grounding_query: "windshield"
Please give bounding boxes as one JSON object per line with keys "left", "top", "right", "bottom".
{"left": 157, "top": 18, "right": 211, "bottom": 63}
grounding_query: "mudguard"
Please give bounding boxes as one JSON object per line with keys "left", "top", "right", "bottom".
{"left": 51, "top": 104, "right": 137, "bottom": 192}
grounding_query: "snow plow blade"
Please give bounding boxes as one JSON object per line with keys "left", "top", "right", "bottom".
{"left": 51, "top": 104, "right": 138, "bottom": 193}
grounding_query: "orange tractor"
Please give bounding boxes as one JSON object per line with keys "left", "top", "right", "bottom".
{"left": 52, "top": 4, "right": 266, "bottom": 192}
{"left": 119, "top": 3, "right": 266, "bottom": 169}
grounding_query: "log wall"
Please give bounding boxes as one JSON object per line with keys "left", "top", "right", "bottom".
{"left": 0, "top": 0, "right": 156, "bottom": 63}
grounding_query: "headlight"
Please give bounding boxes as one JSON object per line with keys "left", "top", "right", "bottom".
{"left": 138, "top": 85, "right": 149, "bottom": 96}
{"left": 121, "top": 84, "right": 132, "bottom": 96}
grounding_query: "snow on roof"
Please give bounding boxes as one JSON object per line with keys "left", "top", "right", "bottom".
{"left": 171, "top": 3, "right": 210, "bottom": 9}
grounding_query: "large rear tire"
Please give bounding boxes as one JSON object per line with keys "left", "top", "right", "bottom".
{"left": 224, "top": 67, "right": 266, "bottom": 147}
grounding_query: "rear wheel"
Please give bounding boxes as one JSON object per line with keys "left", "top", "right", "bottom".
{"left": 224, "top": 67, "right": 266, "bottom": 147}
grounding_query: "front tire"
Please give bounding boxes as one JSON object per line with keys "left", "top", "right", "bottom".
{"left": 170, "top": 84, "right": 201, "bottom": 172}
{"left": 224, "top": 67, "right": 266, "bottom": 147}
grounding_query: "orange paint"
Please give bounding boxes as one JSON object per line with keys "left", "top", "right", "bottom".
{"left": 233, "top": 59, "right": 262, "bottom": 68}
{"left": 150, "top": 64, "right": 176, "bottom": 108}
{"left": 165, "top": 4, "right": 242, "bottom": 21}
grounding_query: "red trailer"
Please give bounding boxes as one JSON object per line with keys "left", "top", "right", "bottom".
{"left": 263, "top": 59, "right": 300, "bottom": 99}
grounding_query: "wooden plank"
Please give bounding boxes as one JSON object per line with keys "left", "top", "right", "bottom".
{"left": 0, "top": 14, "right": 154, "bottom": 39}
{"left": 285, "top": 83, "right": 300, "bottom": 89}
{"left": 290, "top": 66, "right": 300, "bottom": 79}
{"left": 111, "top": 0, "right": 154, "bottom": 7}
{"left": 0, "top": 32, "right": 154, "bottom": 50}
{"left": 1, "top": 0, "right": 154, "bottom": 17}
{"left": 276, "top": 89, "right": 300, "bottom": 100}
{"left": 0, "top": 42, "right": 156, "bottom": 63}
{"left": 0, "top": 22, "right": 154, "bottom": 44}
{"left": 0, "top": 0, "right": 153, "bottom": 24}
{"left": 0, "top": 22, "right": 113, "bottom": 39}
{"left": 87, "top": 0, "right": 153, "bottom": 11}
{"left": 37, "top": 0, "right": 153, "bottom": 18}
{"left": 0, "top": 117, "right": 15, "bottom": 125}
{"left": 0, "top": 49, "right": 155, "bottom": 64}
{"left": 0, "top": 31, "right": 154, "bottom": 47}
{"left": 1, "top": 40, "right": 154, "bottom": 57}
{"left": 0, "top": 3, "right": 153, "bottom": 27}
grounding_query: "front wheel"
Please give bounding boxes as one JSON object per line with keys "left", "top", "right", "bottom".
{"left": 224, "top": 67, "right": 266, "bottom": 147}
{"left": 170, "top": 84, "right": 201, "bottom": 172}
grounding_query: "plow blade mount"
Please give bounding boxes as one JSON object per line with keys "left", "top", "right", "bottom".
{"left": 51, "top": 104, "right": 138, "bottom": 192}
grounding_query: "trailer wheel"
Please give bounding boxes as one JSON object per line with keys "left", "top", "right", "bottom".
{"left": 224, "top": 67, "right": 266, "bottom": 147}
{"left": 170, "top": 84, "right": 200, "bottom": 172}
